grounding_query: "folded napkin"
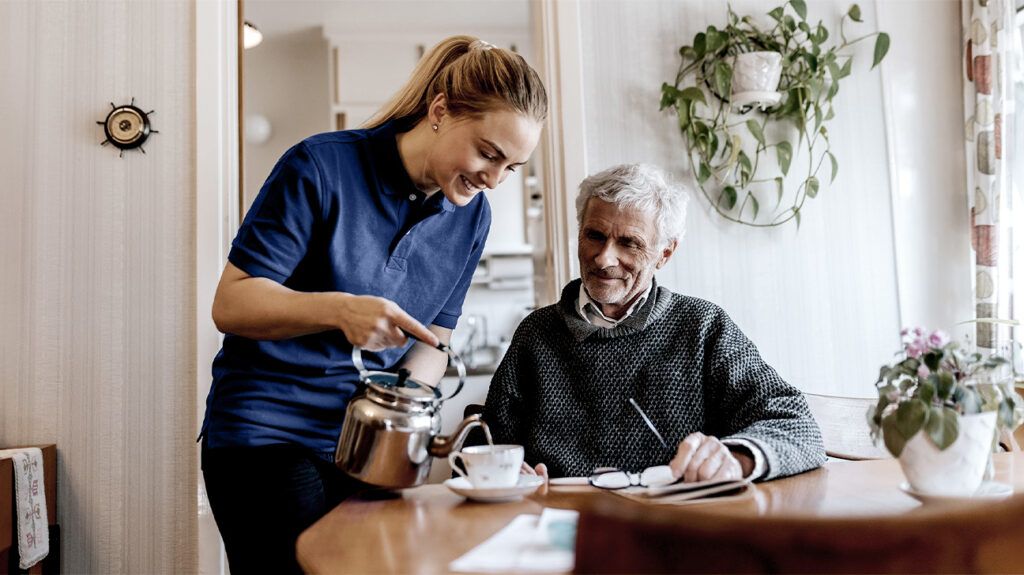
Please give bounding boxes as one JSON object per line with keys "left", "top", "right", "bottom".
{"left": 0, "top": 448, "right": 49, "bottom": 569}
{"left": 449, "top": 508, "right": 579, "bottom": 573}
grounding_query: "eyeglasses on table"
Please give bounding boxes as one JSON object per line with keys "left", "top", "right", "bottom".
{"left": 588, "top": 464, "right": 676, "bottom": 490}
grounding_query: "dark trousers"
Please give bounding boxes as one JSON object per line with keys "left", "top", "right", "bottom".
{"left": 201, "top": 442, "right": 363, "bottom": 575}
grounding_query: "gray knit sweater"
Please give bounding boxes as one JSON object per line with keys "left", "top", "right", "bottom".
{"left": 481, "top": 279, "right": 826, "bottom": 480}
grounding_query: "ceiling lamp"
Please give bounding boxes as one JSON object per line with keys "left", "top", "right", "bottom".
{"left": 243, "top": 21, "right": 263, "bottom": 49}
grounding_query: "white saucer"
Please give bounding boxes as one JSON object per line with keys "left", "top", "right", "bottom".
{"left": 444, "top": 474, "right": 545, "bottom": 502}
{"left": 899, "top": 480, "right": 1013, "bottom": 505}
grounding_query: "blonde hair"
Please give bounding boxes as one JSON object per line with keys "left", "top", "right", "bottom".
{"left": 363, "top": 35, "right": 548, "bottom": 128}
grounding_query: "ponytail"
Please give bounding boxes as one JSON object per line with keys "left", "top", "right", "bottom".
{"left": 363, "top": 35, "right": 548, "bottom": 128}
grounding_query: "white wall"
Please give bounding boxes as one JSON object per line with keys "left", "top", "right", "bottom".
{"left": 879, "top": 0, "right": 973, "bottom": 334}
{"left": 0, "top": 1, "right": 196, "bottom": 572}
{"left": 575, "top": 0, "right": 970, "bottom": 397}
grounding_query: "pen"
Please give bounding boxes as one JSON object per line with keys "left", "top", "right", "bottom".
{"left": 628, "top": 397, "right": 669, "bottom": 449}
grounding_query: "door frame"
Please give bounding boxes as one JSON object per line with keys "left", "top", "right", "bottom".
{"left": 193, "top": 1, "right": 587, "bottom": 571}
{"left": 195, "top": 0, "right": 240, "bottom": 573}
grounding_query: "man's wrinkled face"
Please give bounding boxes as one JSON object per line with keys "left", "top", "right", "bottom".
{"left": 577, "top": 198, "right": 675, "bottom": 319}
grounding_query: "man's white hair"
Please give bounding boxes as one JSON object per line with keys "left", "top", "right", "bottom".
{"left": 575, "top": 163, "right": 689, "bottom": 246}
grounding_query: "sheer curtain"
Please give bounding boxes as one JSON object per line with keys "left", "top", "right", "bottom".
{"left": 963, "top": 0, "right": 1021, "bottom": 355}
{"left": 1012, "top": 5, "right": 1024, "bottom": 370}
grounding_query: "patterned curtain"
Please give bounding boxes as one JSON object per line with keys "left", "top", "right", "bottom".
{"left": 962, "top": 0, "right": 1019, "bottom": 352}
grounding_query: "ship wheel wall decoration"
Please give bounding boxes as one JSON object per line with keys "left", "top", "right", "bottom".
{"left": 97, "top": 98, "right": 158, "bottom": 158}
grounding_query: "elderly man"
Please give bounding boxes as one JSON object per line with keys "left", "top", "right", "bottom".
{"left": 482, "top": 163, "right": 825, "bottom": 483}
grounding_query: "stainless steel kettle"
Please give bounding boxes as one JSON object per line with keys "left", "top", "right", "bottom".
{"left": 334, "top": 341, "right": 486, "bottom": 489}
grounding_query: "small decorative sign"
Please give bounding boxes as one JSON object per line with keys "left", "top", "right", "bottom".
{"left": 97, "top": 98, "right": 158, "bottom": 158}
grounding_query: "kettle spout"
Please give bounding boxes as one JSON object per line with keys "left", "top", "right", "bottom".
{"left": 429, "top": 413, "right": 488, "bottom": 458}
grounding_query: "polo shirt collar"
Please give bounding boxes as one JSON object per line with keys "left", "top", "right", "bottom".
{"left": 368, "top": 119, "right": 456, "bottom": 213}
{"left": 427, "top": 190, "right": 456, "bottom": 213}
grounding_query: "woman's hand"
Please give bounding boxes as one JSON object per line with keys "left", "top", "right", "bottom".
{"left": 335, "top": 294, "right": 437, "bottom": 351}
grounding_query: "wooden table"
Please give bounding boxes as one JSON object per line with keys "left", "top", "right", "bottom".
{"left": 296, "top": 452, "right": 1024, "bottom": 574}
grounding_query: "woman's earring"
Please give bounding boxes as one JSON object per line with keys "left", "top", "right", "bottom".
{"left": 432, "top": 124, "right": 438, "bottom": 132}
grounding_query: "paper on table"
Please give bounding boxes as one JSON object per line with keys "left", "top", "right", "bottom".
{"left": 548, "top": 477, "right": 589, "bottom": 486}
{"left": 610, "top": 476, "right": 753, "bottom": 505}
{"left": 449, "top": 508, "right": 579, "bottom": 573}
{"left": 633, "top": 476, "right": 749, "bottom": 497}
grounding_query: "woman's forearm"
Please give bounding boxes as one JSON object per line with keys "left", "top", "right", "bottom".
{"left": 211, "top": 262, "right": 437, "bottom": 348}
{"left": 212, "top": 266, "right": 345, "bottom": 340}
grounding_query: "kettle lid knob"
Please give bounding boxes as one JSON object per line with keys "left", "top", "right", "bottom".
{"left": 395, "top": 368, "right": 411, "bottom": 387}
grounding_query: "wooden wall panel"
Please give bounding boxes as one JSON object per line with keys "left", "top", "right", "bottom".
{"left": 0, "top": 1, "right": 196, "bottom": 573}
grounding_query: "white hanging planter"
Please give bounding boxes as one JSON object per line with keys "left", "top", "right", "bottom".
{"left": 897, "top": 411, "right": 996, "bottom": 497}
{"left": 731, "top": 51, "right": 783, "bottom": 110}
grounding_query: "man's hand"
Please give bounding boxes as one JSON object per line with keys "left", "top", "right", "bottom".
{"left": 521, "top": 462, "right": 549, "bottom": 495}
{"left": 669, "top": 432, "right": 751, "bottom": 482}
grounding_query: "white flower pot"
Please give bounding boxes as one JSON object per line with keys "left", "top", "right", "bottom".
{"left": 731, "top": 51, "right": 783, "bottom": 110}
{"left": 897, "top": 411, "right": 996, "bottom": 496}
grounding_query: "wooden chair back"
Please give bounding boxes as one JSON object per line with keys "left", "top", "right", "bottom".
{"left": 804, "top": 393, "right": 891, "bottom": 460}
{"left": 574, "top": 492, "right": 1024, "bottom": 574}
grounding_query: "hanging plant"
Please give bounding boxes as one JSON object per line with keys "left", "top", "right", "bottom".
{"left": 660, "top": 1, "right": 889, "bottom": 227}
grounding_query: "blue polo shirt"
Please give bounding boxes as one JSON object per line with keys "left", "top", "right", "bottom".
{"left": 201, "top": 120, "right": 491, "bottom": 455}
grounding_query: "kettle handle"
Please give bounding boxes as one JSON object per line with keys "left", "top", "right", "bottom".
{"left": 351, "top": 345, "right": 371, "bottom": 379}
{"left": 350, "top": 339, "right": 466, "bottom": 402}
{"left": 439, "top": 346, "right": 466, "bottom": 401}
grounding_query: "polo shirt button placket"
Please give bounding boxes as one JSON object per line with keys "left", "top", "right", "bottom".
{"left": 408, "top": 193, "right": 417, "bottom": 201}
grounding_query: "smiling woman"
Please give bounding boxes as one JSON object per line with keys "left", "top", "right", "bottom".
{"left": 201, "top": 29, "right": 548, "bottom": 575}
{"left": 375, "top": 46, "right": 542, "bottom": 215}
{"left": 394, "top": 108, "right": 542, "bottom": 206}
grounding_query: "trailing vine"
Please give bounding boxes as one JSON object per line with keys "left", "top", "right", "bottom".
{"left": 660, "top": 1, "right": 889, "bottom": 227}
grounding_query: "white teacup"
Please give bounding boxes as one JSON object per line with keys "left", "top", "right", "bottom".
{"left": 448, "top": 444, "right": 524, "bottom": 488}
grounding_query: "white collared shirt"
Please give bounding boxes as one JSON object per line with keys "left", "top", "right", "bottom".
{"left": 576, "top": 282, "right": 654, "bottom": 328}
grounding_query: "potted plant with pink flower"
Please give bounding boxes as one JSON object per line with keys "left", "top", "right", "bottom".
{"left": 868, "top": 327, "right": 1023, "bottom": 497}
